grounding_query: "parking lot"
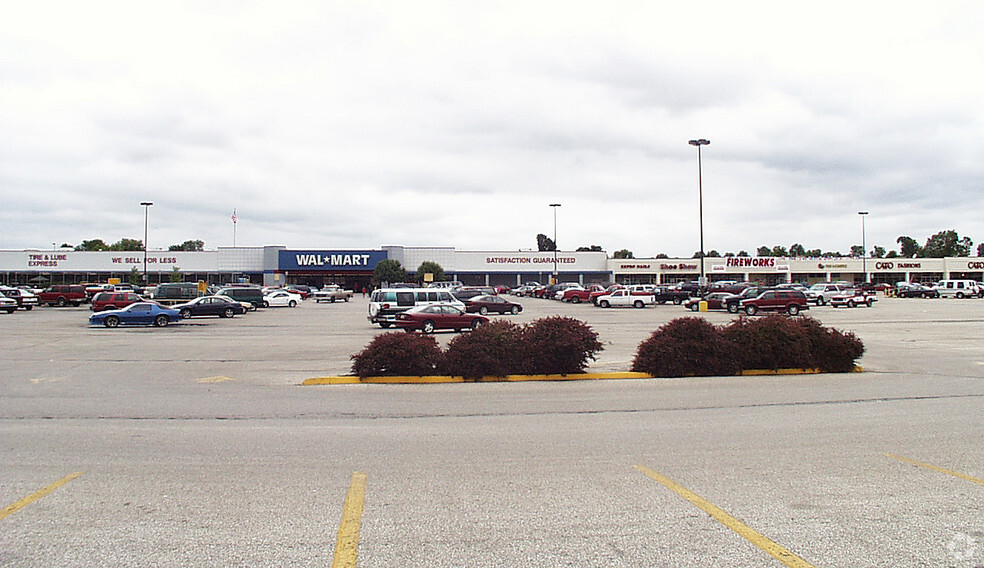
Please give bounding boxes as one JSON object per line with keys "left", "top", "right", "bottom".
{"left": 2, "top": 295, "right": 983, "bottom": 566}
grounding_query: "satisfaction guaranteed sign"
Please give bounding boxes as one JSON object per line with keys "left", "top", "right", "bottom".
{"left": 278, "top": 250, "right": 387, "bottom": 272}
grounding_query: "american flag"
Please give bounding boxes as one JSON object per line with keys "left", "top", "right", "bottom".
{"left": 231, "top": 210, "right": 237, "bottom": 224}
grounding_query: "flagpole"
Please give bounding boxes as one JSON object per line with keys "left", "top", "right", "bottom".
{"left": 232, "top": 209, "right": 237, "bottom": 247}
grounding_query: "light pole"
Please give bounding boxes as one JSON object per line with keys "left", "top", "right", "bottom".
{"left": 140, "top": 201, "right": 153, "bottom": 283}
{"left": 858, "top": 211, "right": 869, "bottom": 283}
{"left": 550, "top": 203, "right": 561, "bottom": 283}
{"left": 688, "top": 139, "right": 710, "bottom": 287}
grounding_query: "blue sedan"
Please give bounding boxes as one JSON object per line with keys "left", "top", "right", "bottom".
{"left": 88, "top": 302, "right": 183, "bottom": 328}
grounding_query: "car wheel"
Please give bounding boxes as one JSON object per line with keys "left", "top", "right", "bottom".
{"left": 380, "top": 323, "right": 391, "bottom": 328}
{"left": 633, "top": 300, "right": 644, "bottom": 308}
{"left": 847, "top": 300, "right": 855, "bottom": 308}
{"left": 673, "top": 298, "right": 683, "bottom": 305}
{"left": 571, "top": 296, "right": 581, "bottom": 304}
{"left": 471, "top": 319, "right": 484, "bottom": 329}
{"left": 330, "top": 297, "right": 336, "bottom": 303}
{"left": 180, "top": 308, "right": 192, "bottom": 318}
{"left": 262, "top": 301, "right": 270, "bottom": 308}
{"left": 72, "top": 302, "right": 81, "bottom": 307}
{"left": 421, "top": 320, "right": 436, "bottom": 334}
{"left": 24, "top": 306, "right": 32, "bottom": 311}
{"left": 690, "top": 303, "right": 699, "bottom": 312}
{"left": 727, "top": 303, "right": 739, "bottom": 314}
{"left": 510, "top": 306, "right": 520, "bottom": 315}
{"left": 599, "top": 300, "right": 610, "bottom": 308}
{"left": 479, "top": 306, "right": 488, "bottom": 315}
{"left": 104, "top": 316, "right": 120, "bottom": 328}
{"left": 404, "top": 327, "right": 415, "bottom": 333}
{"left": 154, "top": 315, "right": 169, "bottom": 327}
{"left": 745, "top": 305, "right": 758, "bottom": 316}
{"left": 57, "top": 297, "right": 67, "bottom": 307}
{"left": 787, "top": 304, "right": 800, "bottom": 315}
{"left": 5, "top": 309, "right": 15, "bottom": 314}
{"left": 866, "top": 298, "right": 874, "bottom": 307}
{"left": 223, "top": 308, "right": 234, "bottom": 318}
{"left": 288, "top": 300, "right": 297, "bottom": 308}
{"left": 956, "top": 292, "right": 965, "bottom": 299}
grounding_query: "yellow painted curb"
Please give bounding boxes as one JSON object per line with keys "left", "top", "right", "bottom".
{"left": 301, "top": 367, "right": 863, "bottom": 385}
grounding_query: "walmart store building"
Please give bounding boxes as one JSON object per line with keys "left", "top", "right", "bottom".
{"left": 1, "top": 245, "right": 982, "bottom": 288}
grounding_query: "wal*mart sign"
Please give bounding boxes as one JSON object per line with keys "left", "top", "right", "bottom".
{"left": 278, "top": 250, "right": 387, "bottom": 272}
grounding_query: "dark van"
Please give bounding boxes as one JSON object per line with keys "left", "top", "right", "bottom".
{"left": 152, "top": 283, "right": 201, "bottom": 304}
{"left": 217, "top": 286, "right": 265, "bottom": 308}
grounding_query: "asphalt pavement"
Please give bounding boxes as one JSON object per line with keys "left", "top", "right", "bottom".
{"left": 1, "top": 294, "right": 982, "bottom": 567}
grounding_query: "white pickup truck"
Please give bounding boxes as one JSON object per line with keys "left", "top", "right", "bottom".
{"left": 595, "top": 289, "right": 655, "bottom": 308}
{"left": 313, "top": 285, "right": 354, "bottom": 303}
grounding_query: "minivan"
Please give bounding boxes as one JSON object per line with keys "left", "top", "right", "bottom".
{"left": 216, "top": 286, "right": 266, "bottom": 308}
{"left": 152, "top": 283, "right": 201, "bottom": 304}
{"left": 368, "top": 287, "right": 464, "bottom": 327}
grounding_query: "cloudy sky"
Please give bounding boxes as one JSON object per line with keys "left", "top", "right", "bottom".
{"left": 2, "top": 1, "right": 982, "bottom": 258}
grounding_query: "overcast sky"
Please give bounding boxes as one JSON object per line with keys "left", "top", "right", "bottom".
{"left": 2, "top": 1, "right": 982, "bottom": 258}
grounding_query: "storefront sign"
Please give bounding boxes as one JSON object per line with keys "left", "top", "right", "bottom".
{"left": 726, "top": 257, "right": 776, "bottom": 268}
{"left": 659, "top": 263, "right": 698, "bottom": 271}
{"left": 279, "top": 250, "right": 386, "bottom": 272}
{"left": 875, "top": 261, "right": 922, "bottom": 270}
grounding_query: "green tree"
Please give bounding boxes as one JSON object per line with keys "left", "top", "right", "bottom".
{"left": 805, "top": 249, "right": 822, "bottom": 257}
{"left": 416, "top": 261, "right": 446, "bottom": 285}
{"left": 109, "top": 238, "right": 144, "bottom": 251}
{"left": 373, "top": 259, "right": 407, "bottom": 286}
{"left": 612, "top": 249, "right": 633, "bottom": 259}
{"left": 128, "top": 266, "right": 141, "bottom": 286}
{"left": 771, "top": 245, "right": 788, "bottom": 257}
{"left": 706, "top": 250, "right": 721, "bottom": 257}
{"left": 885, "top": 250, "right": 899, "bottom": 258}
{"left": 756, "top": 246, "right": 772, "bottom": 256}
{"left": 872, "top": 245, "right": 886, "bottom": 258}
{"left": 536, "top": 233, "right": 556, "bottom": 252}
{"left": 923, "top": 230, "right": 972, "bottom": 257}
{"left": 576, "top": 245, "right": 603, "bottom": 252}
{"left": 737, "top": 250, "right": 750, "bottom": 257}
{"left": 978, "top": 242, "right": 984, "bottom": 257}
{"left": 850, "top": 245, "right": 865, "bottom": 257}
{"left": 655, "top": 253, "right": 669, "bottom": 259}
{"left": 897, "top": 236, "right": 921, "bottom": 258}
{"left": 169, "top": 266, "right": 182, "bottom": 282}
{"left": 75, "top": 239, "right": 109, "bottom": 251}
{"left": 169, "top": 239, "right": 205, "bottom": 251}
{"left": 789, "top": 243, "right": 806, "bottom": 257}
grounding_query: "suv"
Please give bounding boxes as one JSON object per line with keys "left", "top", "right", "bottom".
{"left": 0, "top": 287, "right": 39, "bottom": 311}
{"left": 91, "top": 292, "right": 144, "bottom": 312}
{"left": 722, "top": 286, "right": 772, "bottom": 313}
{"left": 39, "top": 285, "right": 87, "bottom": 307}
{"left": 806, "top": 283, "right": 851, "bottom": 306}
{"left": 216, "top": 286, "right": 266, "bottom": 308}
{"left": 740, "top": 290, "right": 809, "bottom": 316}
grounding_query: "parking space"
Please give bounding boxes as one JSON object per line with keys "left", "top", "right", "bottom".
{"left": 1, "top": 295, "right": 983, "bottom": 566}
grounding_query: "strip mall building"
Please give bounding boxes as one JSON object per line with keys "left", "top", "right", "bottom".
{"left": 2, "top": 246, "right": 982, "bottom": 289}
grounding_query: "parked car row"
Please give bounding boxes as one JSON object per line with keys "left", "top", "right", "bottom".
{"left": 367, "top": 287, "right": 521, "bottom": 331}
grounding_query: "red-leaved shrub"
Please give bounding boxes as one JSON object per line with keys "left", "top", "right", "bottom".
{"left": 522, "top": 316, "right": 604, "bottom": 375}
{"left": 791, "top": 316, "right": 865, "bottom": 372}
{"left": 721, "top": 315, "right": 814, "bottom": 371}
{"left": 350, "top": 332, "right": 443, "bottom": 377}
{"left": 443, "top": 320, "right": 528, "bottom": 380}
{"left": 631, "top": 317, "right": 740, "bottom": 377}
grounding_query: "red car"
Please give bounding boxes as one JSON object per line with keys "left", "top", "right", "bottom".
{"left": 464, "top": 295, "right": 523, "bottom": 315}
{"left": 91, "top": 292, "right": 144, "bottom": 312}
{"left": 394, "top": 304, "right": 488, "bottom": 333}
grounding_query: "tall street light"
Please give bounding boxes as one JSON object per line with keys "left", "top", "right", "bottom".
{"left": 858, "top": 211, "right": 869, "bottom": 283}
{"left": 550, "top": 203, "right": 561, "bottom": 283}
{"left": 688, "top": 139, "right": 710, "bottom": 287}
{"left": 140, "top": 201, "right": 153, "bottom": 283}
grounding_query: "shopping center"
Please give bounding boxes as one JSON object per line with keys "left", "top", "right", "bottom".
{"left": 2, "top": 245, "right": 982, "bottom": 289}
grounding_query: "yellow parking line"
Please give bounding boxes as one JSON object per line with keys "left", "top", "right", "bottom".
{"left": 885, "top": 454, "right": 984, "bottom": 486}
{"left": 0, "top": 471, "right": 84, "bottom": 520}
{"left": 634, "top": 465, "right": 817, "bottom": 568}
{"left": 332, "top": 471, "right": 367, "bottom": 568}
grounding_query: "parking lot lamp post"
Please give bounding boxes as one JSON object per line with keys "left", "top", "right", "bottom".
{"left": 688, "top": 139, "right": 710, "bottom": 287}
{"left": 140, "top": 201, "right": 153, "bottom": 283}
{"left": 549, "top": 203, "right": 561, "bottom": 283}
{"left": 859, "top": 211, "right": 869, "bottom": 283}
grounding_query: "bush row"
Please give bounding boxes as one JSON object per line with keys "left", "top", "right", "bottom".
{"left": 631, "top": 315, "right": 864, "bottom": 377}
{"left": 350, "top": 317, "right": 604, "bottom": 379}
{"left": 350, "top": 315, "right": 864, "bottom": 379}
